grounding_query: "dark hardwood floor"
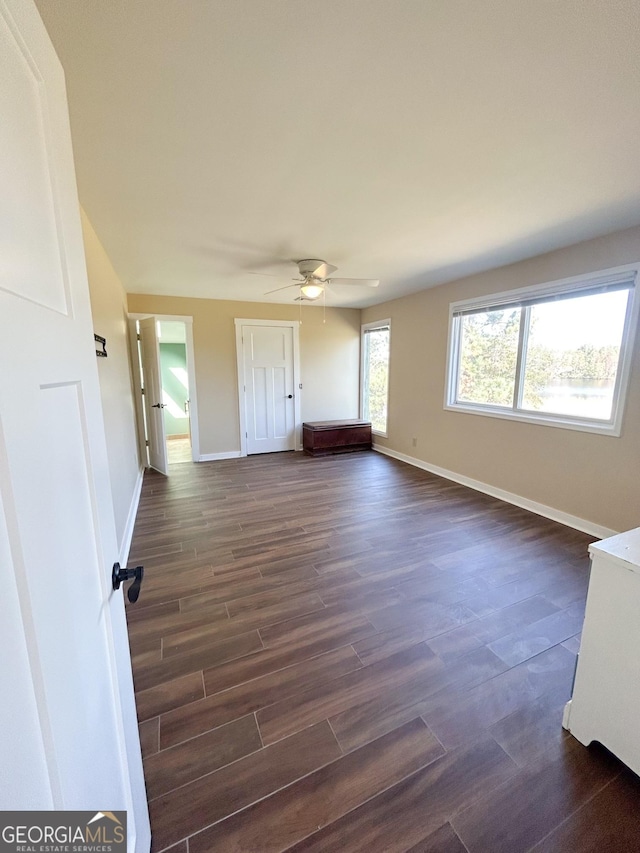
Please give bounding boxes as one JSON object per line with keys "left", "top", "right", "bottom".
{"left": 125, "top": 449, "right": 640, "bottom": 853}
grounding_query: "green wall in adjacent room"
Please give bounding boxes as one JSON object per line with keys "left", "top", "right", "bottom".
{"left": 159, "top": 343, "right": 189, "bottom": 437}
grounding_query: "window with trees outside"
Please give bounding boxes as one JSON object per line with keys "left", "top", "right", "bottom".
{"left": 445, "top": 267, "right": 638, "bottom": 435}
{"left": 362, "top": 320, "right": 390, "bottom": 435}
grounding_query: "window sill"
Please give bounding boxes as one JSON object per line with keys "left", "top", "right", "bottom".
{"left": 444, "top": 402, "right": 622, "bottom": 437}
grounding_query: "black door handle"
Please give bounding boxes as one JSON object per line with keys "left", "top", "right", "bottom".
{"left": 151, "top": 403, "right": 165, "bottom": 408}
{"left": 287, "top": 394, "right": 293, "bottom": 399}
{"left": 112, "top": 562, "right": 144, "bottom": 603}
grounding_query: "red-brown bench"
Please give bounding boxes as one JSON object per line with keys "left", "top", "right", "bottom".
{"left": 302, "top": 419, "right": 372, "bottom": 457}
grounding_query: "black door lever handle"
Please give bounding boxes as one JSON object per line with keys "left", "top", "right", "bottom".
{"left": 112, "top": 562, "right": 144, "bottom": 603}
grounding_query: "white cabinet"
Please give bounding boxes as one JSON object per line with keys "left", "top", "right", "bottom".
{"left": 563, "top": 527, "right": 640, "bottom": 774}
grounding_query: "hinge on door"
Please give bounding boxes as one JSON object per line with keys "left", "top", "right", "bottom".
{"left": 141, "top": 387, "right": 145, "bottom": 395}
{"left": 145, "top": 440, "right": 150, "bottom": 447}
{"left": 137, "top": 333, "right": 141, "bottom": 341}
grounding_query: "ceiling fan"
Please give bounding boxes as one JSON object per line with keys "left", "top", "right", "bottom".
{"left": 261, "top": 259, "right": 379, "bottom": 300}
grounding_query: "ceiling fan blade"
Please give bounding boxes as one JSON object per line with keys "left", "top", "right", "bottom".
{"left": 264, "top": 283, "right": 299, "bottom": 295}
{"left": 328, "top": 277, "right": 380, "bottom": 288}
{"left": 312, "top": 262, "right": 338, "bottom": 279}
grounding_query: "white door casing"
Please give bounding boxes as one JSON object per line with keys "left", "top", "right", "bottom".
{"left": 130, "top": 313, "right": 200, "bottom": 464}
{"left": 139, "top": 317, "right": 169, "bottom": 475}
{"left": 235, "top": 320, "right": 300, "bottom": 455}
{"left": 0, "top": 0, "right": 149, "bottom": 848}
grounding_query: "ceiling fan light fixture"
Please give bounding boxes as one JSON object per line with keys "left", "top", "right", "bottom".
{"left": 300, "top": 283, "right": 324, "bottom": 300}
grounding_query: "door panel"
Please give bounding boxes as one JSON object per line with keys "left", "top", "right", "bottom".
{"left": 0, "top": 3, "right": 66, "bottom": 313}
{"left": 29, "top": 382, "right": 121, "bottom": 802}
{"left": 140, "top": 317, "right": 169, "bottom": 475}
{"left": 0, "top": 451, "right": 51, "bottom": 808}
{"left": 243, "top": 325, "right": 295, "bottom": 454}
{"left": 0, "top": 0, "right": 149, "bottom": 847}
{"left": 252, "top": 367, "right": 269, "bottom": 440}
{"left": 272, "top": 366, "right": 287, "bottom": 438}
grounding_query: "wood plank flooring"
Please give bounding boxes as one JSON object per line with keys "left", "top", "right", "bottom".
{"left": 125, "top": 450, "right": 640, "bottom": 853}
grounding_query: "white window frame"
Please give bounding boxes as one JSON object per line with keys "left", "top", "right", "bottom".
{"left": 444, "top": 264, "right": 639, "bottom": 436}
{"left": 361, "top": 318, "right": 391, "bottom": 437}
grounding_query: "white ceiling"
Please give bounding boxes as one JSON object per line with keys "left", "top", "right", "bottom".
{"left": 36, "top": 0, "right": 640, "bottom": 308}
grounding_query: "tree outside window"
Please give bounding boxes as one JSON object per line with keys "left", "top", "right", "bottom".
{"left": 447, "top": 269, "right": 636, "bottom": 435}
{"left": 362, "top": 323, "right": 390, "bottom": 434}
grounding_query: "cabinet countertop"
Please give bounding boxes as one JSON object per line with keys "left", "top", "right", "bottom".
{"left": 589, "top": 526, "right": 640, "bottom": 574}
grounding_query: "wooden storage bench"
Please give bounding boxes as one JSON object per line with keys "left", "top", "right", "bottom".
{"left": 302, "top": 419, "right": 372, "bottom": 456}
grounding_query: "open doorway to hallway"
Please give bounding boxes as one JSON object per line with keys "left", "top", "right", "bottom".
{"left": 157, "top": 320, "right": 192, "bottom": 463}
{"left": 130, "top": 314, "right": 200, "bottom": 474}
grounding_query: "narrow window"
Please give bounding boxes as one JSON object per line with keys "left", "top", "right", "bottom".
{"left": 362, "top": 320, "right": 390, "bottom": 435}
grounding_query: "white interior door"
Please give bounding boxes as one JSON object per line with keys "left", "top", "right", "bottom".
{"left": 242, "top": 324, "right": 296, "bottom": 454}
{"left": 139, "top": 318, "right": 169, "bottom": 475}
{"left": 128, "top": 318, "right": 149, "bottom": 468}
{"left": 0, "top": 1, "right": 149, "bottom": 848}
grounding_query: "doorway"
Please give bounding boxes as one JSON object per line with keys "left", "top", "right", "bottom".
{"left": 157, "top": 321, "right": 191, "bottom": 464}
{"left": 235, "top": 319, "right": 301, "bottom": 455}
{"left": 129, "top": 314, "right": 200, "bottom": 473}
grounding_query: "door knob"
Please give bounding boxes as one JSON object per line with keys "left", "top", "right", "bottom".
{"left": 151, "top": 403, "right": 165, "bottom": 408}
{"left": 286, "top": 394, "right": 293, "bottom": 399}
{"left": 112, "top": 562, "right": 144, "bottom": 603}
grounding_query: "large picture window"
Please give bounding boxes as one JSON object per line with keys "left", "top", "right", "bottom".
{"left": 362, "top": 320, "right": 390, "bottom": 435}
{"left": 446, "top": 267, "right": 638, "bottom": 435}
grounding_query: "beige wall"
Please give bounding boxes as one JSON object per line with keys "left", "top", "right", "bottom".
{"left": 126, "top": 294, "right": 361, "bottom": 455}
{"left": 82, "top": 210, "right": 142, "bottom": 553}
{"left": 363, "top": 226, "right": 640, "bottom": 534}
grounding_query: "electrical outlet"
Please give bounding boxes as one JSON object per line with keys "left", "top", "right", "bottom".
{"left": 412, "top": 437, "right": 417, "bottom": 448}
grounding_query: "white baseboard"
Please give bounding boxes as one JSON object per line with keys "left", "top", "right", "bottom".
{"left": 198, "top": 451, "right": 242, "bottom": 462}
{"left": 119, "top": 466, "right": 144, "bottom": 565}
{"left": 373, "top": 444, "right": 617, "bottom": 540}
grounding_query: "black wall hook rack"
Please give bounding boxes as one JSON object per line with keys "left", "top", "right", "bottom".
{"left": 95, "top": 333, "right": 107, "bottom": 357}
{"left": 112, "top": 562, "right": 144, "bottom": 603}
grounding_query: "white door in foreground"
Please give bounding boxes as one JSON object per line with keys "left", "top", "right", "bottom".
{"left": 0, "top": 1, "right": 149, "bottom": 848}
